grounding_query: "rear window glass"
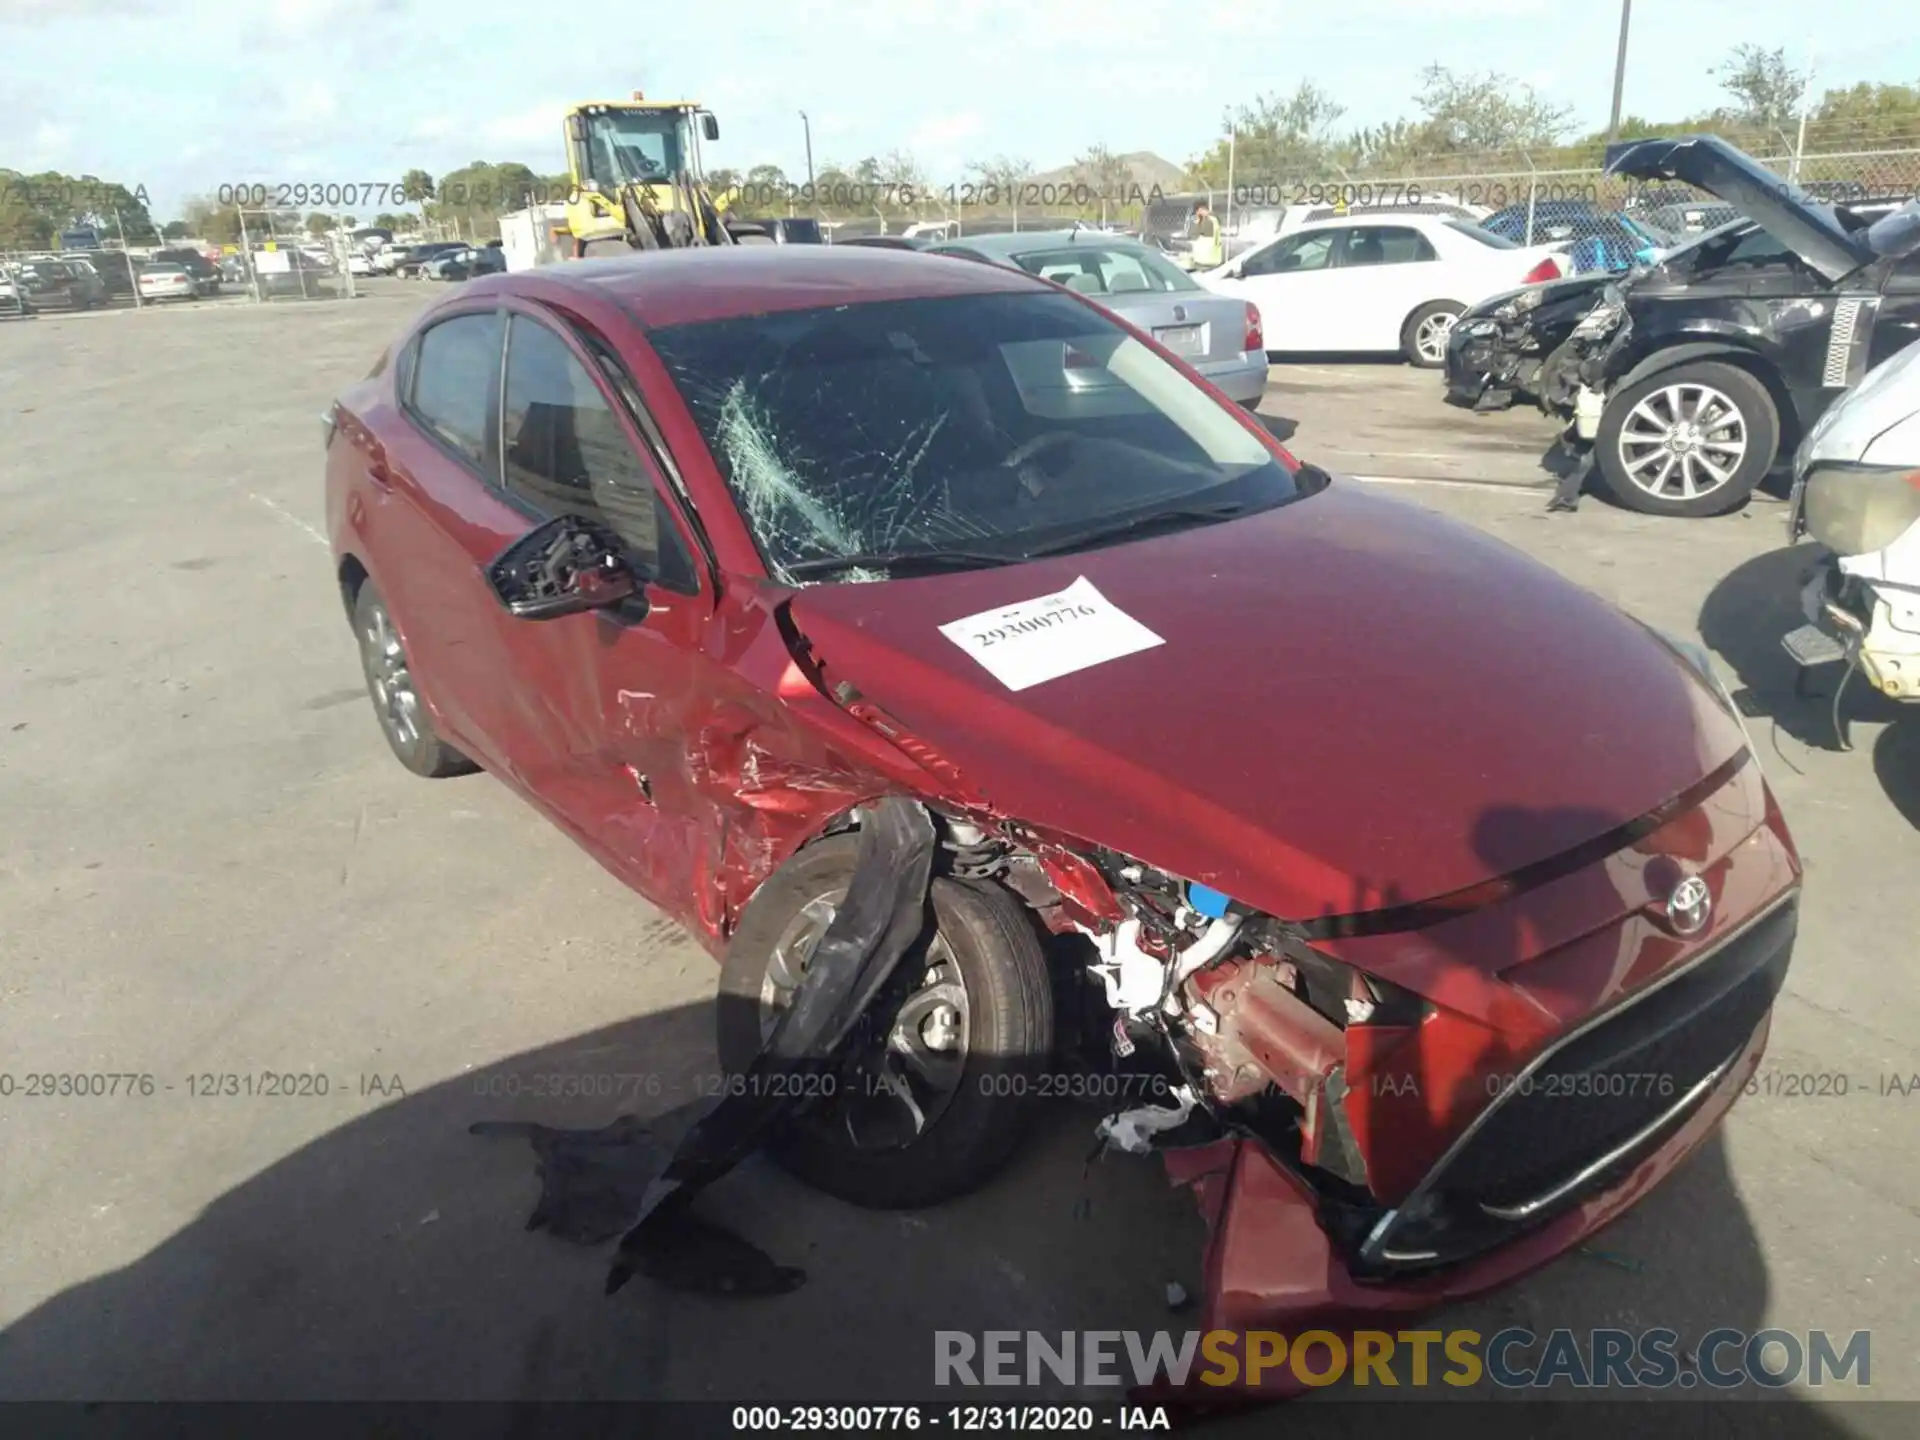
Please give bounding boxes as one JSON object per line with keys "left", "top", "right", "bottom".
{"left": 1009, "top": 246, "right": 1197, "bottom": 294}
{"left": 1445, "top": 218, "right": 1518, "bottom": 248}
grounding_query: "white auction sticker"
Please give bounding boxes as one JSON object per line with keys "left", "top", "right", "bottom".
{"left": 937, "top": 576, "right": 1164, "bottom": 691}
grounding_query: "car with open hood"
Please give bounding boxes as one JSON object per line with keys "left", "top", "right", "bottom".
{"left": 323, "top": 246, "right": 1801, "bottom": 1392}
{"left": 1532, "top": 135, "right": 1920, "bottom": 517}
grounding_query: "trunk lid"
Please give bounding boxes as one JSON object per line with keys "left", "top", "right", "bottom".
{"left": 787, "top": 483, "right": 1748, "bottom": 926}
{"left": 1103, "top": 290, "right": 1251, "bottom": 364}
{"left": 1604, "top": 134, "right": 1875, "bottom": 284}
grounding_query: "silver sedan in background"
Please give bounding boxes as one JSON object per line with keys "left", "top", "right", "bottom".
{"left": 928, "top": 229, "right": 1270, "bottom": 408}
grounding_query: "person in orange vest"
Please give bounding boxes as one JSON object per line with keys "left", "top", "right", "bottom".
{"left": 1189, "top": 201, "right": 1224, "bottom": 270}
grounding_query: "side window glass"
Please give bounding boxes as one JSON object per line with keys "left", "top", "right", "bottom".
{"left": 501, "top": 315, "right": 690, "bottom": 585}
{"left": 407, "top": 312, "right": 502, "bottom": 466}
{"left": 1245, "top": 231, "right": 1336, "bottom": 276}
{"left": 1341, "top": 226, "right": 1432, "bottom": 266}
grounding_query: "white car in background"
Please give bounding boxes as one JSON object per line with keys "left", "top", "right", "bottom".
{"left": 1197, "top": 212, "right": 1568, "bottom": 366}
{"left": 1787, "top": 339, "right": 1920, "bottom": 705}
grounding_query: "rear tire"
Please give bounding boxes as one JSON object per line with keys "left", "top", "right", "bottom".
{"left": 716, "top": 834, "right": 1054, "bottom": 1209}
{"left": 350, "top": 581, "right": 477, "bottom": 778}
{"left": 1595, "top": 360, "right": 1777, "bottom": 518}
{"left": 1401, "top": 301, "right": 1464, "bottom": 367}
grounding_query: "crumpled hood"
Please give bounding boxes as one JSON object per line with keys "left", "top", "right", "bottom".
{"left": 788, "top": 483, "right": 1748, "bottom": 925}
{"left": 1604, "top": 134, "right": 1874, "bottom": 284}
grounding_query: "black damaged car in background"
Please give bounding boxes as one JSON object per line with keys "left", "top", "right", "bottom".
{"left": 1446, "top": 136, "right": 1920, "bottom": 517}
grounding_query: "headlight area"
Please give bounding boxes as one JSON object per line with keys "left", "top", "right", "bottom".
{"left": 1801, "top": 462, "right": 1920, "bottom": 558}
{"left": 991, "top": 831, "right": 1434, "bottom": 1256}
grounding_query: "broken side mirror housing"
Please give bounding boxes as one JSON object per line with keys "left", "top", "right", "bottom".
{"left": 486, "top": 514, "right": 640, "bottom": 620}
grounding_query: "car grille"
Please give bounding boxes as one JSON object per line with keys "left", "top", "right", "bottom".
{"left": 1438, "top": 895, "right": 1796, "bottom": 1213}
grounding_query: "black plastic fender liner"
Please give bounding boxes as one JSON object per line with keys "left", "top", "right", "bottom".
{"left": 605, "top": 797, "right": 938, "bottom": 1295}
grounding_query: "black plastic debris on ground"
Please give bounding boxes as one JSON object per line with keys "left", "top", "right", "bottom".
{"left": 472, "top": 797, "right": 937, "bottom": 1301}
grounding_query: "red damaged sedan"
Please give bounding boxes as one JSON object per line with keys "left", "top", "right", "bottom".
{"left": 324, "top": 247, "right": 1800, "bottom": 1385}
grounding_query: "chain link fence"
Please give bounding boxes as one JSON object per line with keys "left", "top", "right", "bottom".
{"left": 1130, "top": 145, "right": 1920, "bottom": 274}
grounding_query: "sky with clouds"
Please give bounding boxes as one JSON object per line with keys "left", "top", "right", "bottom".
{"left": 3, "top": 0, "right": 1917, "bottom": 218}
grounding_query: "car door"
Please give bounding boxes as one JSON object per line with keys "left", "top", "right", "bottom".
{"left": 372, "top": 305, "right": 543, "bottom": 767}
{"left": 1318, "top": 223, "right": 1442, "bottom": 350}
{"left": 1212, "top": 227, "right": 1341, "bottom": 349}
{"left": 487, "top": 304, "right": 725, "bottom": 922}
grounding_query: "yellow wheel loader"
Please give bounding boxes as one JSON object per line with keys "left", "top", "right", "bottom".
{"left": 558, "top": 95, "right": 739, "bottom": 258}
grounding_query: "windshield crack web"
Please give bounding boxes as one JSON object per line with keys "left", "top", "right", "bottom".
{"left": 701, "top": 365, "right": 980, "bottom": 583}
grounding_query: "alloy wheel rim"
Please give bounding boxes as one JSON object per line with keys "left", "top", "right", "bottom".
{"left": 361, "top": 604, "right": 421, "bottom": 750}
{"left": 1416, "top": 312, "right": 1456, "bottom": 362}
{"left": 759, "top": 892, "right": 970, "bottom": 1149}
{"left": 1617, "top": 382, "right": 1748, "bottom": 501}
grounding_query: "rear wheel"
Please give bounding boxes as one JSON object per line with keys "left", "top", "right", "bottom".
{"left": 1402, "top": 301, "right": 1464, "bottom": 367}
{"left": 716, "top": 834, "right": 1054, "bottom": 1209}
{"left": 1595, "top": 360, "right": 1777, "bottom": 517}
{"left": 350, "top": 582, "right": 477, "bottom": 778}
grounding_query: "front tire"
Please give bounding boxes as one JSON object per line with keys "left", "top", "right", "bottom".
{"left": 717, "top": 834, "right": 1054, "bottom": 1209}
{"left": 1402, "top": 301, "right": 1464, "bottom": 367}
{"left": 1595, "top": 360, "right": 1777, "bottom": 517}
{"left": 350, "top": 581, "right": 476, "bottom": 778}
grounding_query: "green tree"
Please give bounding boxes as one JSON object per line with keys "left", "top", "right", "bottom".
{"left": 372, "top": 211, "right": 409, "bottom": 230}
{"left": 400, "top": 168, "right": 436, "bottom": 203}
{"left": 964, "top": 154, "right": 1034, "bottom": 219}
{"left": 1714, "top": 44, "right": 1808, "bottom": 130}
{"left": 1188, "top": 81, "right": 1347, "bottom": 186}
{"left": 161, "top": 219, "right": 190, "bottom": 239}
{"left": 181, "top": 195, "right": 244, "bottom": 246}
{"left": 1410, "top": 64, "right": 1572, "bottom": 152}
{"left": 306, "top": 212, "right": 337, "bottom": 236}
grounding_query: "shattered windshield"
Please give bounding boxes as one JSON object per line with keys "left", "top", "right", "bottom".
{"left": 647, "top": 291, "right": 1304, "bottom": 583}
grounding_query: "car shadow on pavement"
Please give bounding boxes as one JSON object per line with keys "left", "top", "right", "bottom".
{"left": 1872, "top": 720, "right": 1920, "bottom": 832}
{"left": 0, "top": 997, "right": 1206, "bottom": 1409}
{"left": 1699, "top": 545, "right": 1909, "bottom": 757}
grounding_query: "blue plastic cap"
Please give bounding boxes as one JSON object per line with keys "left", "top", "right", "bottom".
{"left": 1187, "top": 882, "right": 1231, "bottom": 919}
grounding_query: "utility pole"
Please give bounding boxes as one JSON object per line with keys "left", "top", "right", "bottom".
{"left": 799, "top": 110, "right": 815, "bottom": 191}
{"left": 1607, "top": 0, "right": 1633, "bottom": 143}
{"left": 1790, "top": 41, "right": 1816, "bottom": 183}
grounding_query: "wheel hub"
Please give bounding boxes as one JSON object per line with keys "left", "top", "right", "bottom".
{"left": 759, "top": 894, "right": 970, "bottom": 1149}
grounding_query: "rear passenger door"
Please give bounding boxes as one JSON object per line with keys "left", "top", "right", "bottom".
{"left": 376, "top": 306, "right": 540, "bottom": 766}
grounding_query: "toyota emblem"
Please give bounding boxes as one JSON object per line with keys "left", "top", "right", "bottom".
{"left": 1172, "top": 304, "right": 1187, "bottom": 323}
{"left": 1667, "top": 876, "right": 1712, "bottom": 936}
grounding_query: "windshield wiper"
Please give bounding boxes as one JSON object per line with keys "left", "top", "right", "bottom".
{"left": 782, "top": 547, "right": 1021, "bottom": 581}
{"left": 1020, "top": 499, "right": 1256, "bottom": 559}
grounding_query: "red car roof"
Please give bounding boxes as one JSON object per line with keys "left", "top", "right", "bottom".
{"left": 514, "top": 245, "right": 1045, "bottom": 329}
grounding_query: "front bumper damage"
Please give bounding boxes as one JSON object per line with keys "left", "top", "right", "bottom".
{"left": 1080, "top": 749, "right": 1799, "bottom": 1403}
{"left": 1445, "top": 315, "right": 1543, "bottom": 412}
